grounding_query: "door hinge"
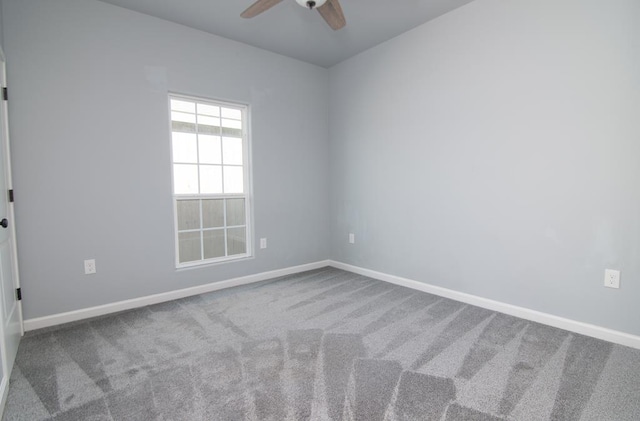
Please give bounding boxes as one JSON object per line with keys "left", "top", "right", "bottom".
{"left": 16, "top": 288, "right": 21, "bottom": 301}
{"left": 2, "top": 87, "right": 7, "bottom": 101}
{"left": 8, "top": 189, "right": 14, "bottom": 203}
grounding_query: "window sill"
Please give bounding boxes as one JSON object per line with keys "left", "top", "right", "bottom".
{"left": 176, "top": 253, "right": 254, "bottom": 272}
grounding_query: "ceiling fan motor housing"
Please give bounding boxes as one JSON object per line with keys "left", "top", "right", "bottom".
{"left": 295, "top": 0, "right": 327, "bottom": 9}
{"left": 242, "top": 0, "right": 344, "bottom": 31}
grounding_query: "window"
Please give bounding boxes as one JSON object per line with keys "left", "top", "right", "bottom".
{"left": 169, "top": 94, "right": 251, "bottom": 267}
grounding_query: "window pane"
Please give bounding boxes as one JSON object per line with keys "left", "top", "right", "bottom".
{"left": 202, "top": 199, "right": 224, "bottom": 228}
{"left": 203, "top": 229, "right": 226, "bottom": 259}
{"left": 221, "top": 127, "right": 243, "bottom": 137}
{"left": 172, "top": 132, "right": 197, "bottom": 163}
{"left": 197, "top": 103, "right": 219, "bottom": 116}
{"left": 221, "top": 118, "right": 242, "bottom": 130}
{"left": 176, "top": 200, "right": 200, "bottom": 230}
{"left": 227, "top": 227, "right": 246, "bottom": 256}
{"left": 198, "top": 115, "right": 220, "bottom": 127}
{"left": 173, "top": 164, "right": 198, "bottom": 194}
{"left": 222, "top": 137, "right": 243, "bottom": 165}
{"left": 171, "top": 111, "right": 196, "bottom": 123}
{"left": 178, "top": 231, "right": 201, "bottom": 263}
{"left": 226, "top": 198, "right": 245, "bottom": 226}
{"left": 221, "top": 107, "right": 241, "bottom": 120}
{"left": 198, "top": 124, "right": 221, "bottom": 135}
{"left": 171, "top": 99, "right": 195, "bottom": 113}
{"left": 223, "top": 166, "right": 244, "bottom": 193}
{"left": 198, "top": 135, "right": 222, "bottom": 164}
{"left": 172, "top": 121, "right": 196, "bottom": 133}
{"left": 200, "top": 165, "right": 223, "bottom": 194}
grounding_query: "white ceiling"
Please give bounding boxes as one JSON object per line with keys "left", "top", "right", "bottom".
{"left": 98, "top": 0, "right": 476, "bottom": 67}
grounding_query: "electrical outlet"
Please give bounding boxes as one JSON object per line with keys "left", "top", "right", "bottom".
{"left": 260, "top": 238, "right": 267, "bottom": 249}
{"left": 349, "top": 233, "right": 355, "bottom": 244}
{"left": 84, "top": 259, "right": 96, "bottom": 275}
{"left": 604, "top": 269, "right": 620, "bottom": 289}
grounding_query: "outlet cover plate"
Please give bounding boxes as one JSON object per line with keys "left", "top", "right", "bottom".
{"left": 604, "top": 269, "right": 620, "bottom": 289}
{"left": 84, "top": 259, "right": 96, "bottom": 275}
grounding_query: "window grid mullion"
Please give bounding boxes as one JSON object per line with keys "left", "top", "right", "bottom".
{"left": 194, "top": 103, "right": 204, "bottom": 261}
{"left": 199, "top": 198, "right": 204, "bottom": 261}
{"left": 220, "top": 131, "right": 226, "bottom": 195}
{"left": 194, "top": 103, "right": 202, "bottom": 196}
{"left": 223, "top": 199, "right": 228, "bottom": 257}
{"left": 175, "top": 194, "right": 244, "bottom": 200}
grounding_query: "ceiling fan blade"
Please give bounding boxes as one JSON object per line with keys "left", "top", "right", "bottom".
{"left": 317, "top": 0, "right": 346, "bottom": 30}
{"left": 241, "top": 0, "right": 284, "bottom": 19}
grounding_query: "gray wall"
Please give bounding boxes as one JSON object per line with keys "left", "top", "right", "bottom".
{"left": 3, "top": 0, "right": 330, "bottom": 319}
{"left": 329, "top": 0, "right": 640, "bottom": 335}
{"left": 0, "top": 1, "right": 4, "bottom": 52}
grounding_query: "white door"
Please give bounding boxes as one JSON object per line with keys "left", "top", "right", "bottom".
{"left": 0, "top": 50, "right": 23, "bottom": 414}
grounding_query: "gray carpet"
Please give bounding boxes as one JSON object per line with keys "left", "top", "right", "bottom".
{"left": 3, "top": 267, "right": 640, "bottom": 420}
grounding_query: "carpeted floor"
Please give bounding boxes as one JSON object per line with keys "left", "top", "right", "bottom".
{"left": 3, "top": 267, "right": 640, "bottom": 420}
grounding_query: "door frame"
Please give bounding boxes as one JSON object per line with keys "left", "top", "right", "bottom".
{"left": 0, "top": 46, "right": 24, "bottom": 415}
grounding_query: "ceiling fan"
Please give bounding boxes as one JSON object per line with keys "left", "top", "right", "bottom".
{"left": 241, "top": 0, "right": 346, "bottom": 31}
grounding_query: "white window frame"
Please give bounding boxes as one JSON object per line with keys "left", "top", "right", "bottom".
{"left": 168, "top": 93, "right": 253, "bottom": 268}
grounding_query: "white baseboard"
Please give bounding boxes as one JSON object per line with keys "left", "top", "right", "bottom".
{"left": 23, "top": 260, "right": 332, "bottom": 331}
{"left": 329, "top": 260, "right": 640, "bottom": 350}
{"left": 24, "top": 259, "right": 640, "bottom": 350}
